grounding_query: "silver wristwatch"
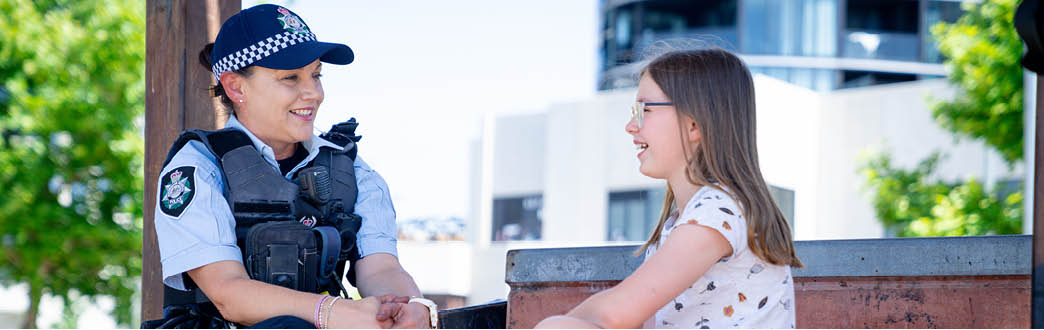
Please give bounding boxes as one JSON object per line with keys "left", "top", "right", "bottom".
{"left": 408, "top": 297, "right": 438, "bottom": 329}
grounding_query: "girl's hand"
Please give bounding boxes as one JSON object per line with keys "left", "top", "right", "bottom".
{"left": 376, "top": 295, "right": 431, "bottom": 329}
{"left": 540, "top": 224, "right": 732, "bottom": 328}
{"left": 328, "top": 296, "right": 383, "bottom": 328}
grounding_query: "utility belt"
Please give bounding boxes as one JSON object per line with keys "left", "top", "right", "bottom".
{"left": 143, "top": 119, "right": 364, "bottom": 329}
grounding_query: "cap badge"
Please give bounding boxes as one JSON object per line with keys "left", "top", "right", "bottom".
{"left": 276, "top": 7, "right": 310, "bottom": 34}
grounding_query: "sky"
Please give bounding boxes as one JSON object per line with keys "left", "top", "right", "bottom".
{"left": 254, "top": 0, "right": 600, "bottom": 221}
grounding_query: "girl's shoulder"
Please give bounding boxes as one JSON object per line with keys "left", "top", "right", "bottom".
{"left": 671, "top": 185, "right": 747, "bottom": 255}
{"left": 677, "top": 186, "right": 744, "bottom": 225}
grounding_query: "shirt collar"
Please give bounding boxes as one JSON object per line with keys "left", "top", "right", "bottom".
{"left": 224, "top": 115, "right": 345, "bottom": 175}
{"left": 224, "top": 115, "right": 274, "bottom": 158}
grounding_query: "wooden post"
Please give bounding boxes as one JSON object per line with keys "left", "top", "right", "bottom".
{"left": 143, "top": 0, "right": 240, "bottom": 321}
{"left": 1034, "top": 75, "right": 1044, "bottom": 328}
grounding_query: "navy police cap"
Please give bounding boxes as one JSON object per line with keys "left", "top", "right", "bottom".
{"left": 210, "top": 4, "right": 353, "bottom": 81}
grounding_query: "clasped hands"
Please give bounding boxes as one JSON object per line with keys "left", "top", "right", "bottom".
{"left": 373, "top": 295, "right": 432, "bottom": 329}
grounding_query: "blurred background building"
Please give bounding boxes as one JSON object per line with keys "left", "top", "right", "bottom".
{"left": 598, "top": 0, "right": 960, "bottom": 91}
{"left": 396, "top": 0, "right": 1027, "bottom": 307}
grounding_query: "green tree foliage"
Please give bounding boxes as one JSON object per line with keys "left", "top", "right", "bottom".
{"left": 860, "top": 152, "right": 1022, "bottom": 237}
{"left": 0, "top": 0, "right": 144, "bottom": 327}
{"left": 931, "top": 0, "right": 1023, "bottom": 164}
{"left": 861, "top": 0, "right": 1025, "bottom": 238}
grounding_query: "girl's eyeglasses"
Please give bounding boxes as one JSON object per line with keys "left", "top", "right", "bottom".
{"left": 630, "top": 101, "right": 673, "bottom": 128}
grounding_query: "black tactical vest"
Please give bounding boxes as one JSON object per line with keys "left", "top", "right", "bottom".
{"left": 158, "top": 119, "right": 364, "bottom": 309}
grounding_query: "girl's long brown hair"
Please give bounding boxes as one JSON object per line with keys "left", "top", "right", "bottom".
{"left": 636, "top": 49, "right": 802, "bottom": 268}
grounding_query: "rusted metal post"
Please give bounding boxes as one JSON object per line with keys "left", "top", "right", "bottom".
{"left": 143, "top": 0, "right": 239, "bottom": 321}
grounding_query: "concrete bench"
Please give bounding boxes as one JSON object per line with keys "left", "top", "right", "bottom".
{"left": 504, "top": 235, "right": 1031, "bottom": 328}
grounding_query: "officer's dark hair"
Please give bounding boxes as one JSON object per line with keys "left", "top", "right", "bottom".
{"left": 199, "top": 43, "right": 253, "bottom": 114}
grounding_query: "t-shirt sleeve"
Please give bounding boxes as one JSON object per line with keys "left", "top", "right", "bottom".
{"left": 153, "top": 143, "right": 242, "bottom": 291}
{"left": 671, "top": 189, "right": 748, "bottom": 258}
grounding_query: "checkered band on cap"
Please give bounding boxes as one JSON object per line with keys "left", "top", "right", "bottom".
{"left": 212, "top": 30, "right": 317, "bottom": 81}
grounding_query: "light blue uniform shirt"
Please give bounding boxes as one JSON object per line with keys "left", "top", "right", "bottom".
{"left": 154, "top": 115, "right": 398, "bottom": 290}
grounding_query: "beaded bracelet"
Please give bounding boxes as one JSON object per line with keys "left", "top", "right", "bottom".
{"left": 314, "top": 295, "right": 330, "bottom": 329}
{"left": 321, "top": 296, "right": 341, "bottom": 329}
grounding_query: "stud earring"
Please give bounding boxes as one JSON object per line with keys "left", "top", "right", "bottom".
{"left": 238, "top": 99, "right": 244, "bottom": 103}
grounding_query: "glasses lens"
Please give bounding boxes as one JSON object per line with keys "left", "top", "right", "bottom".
{"left": 632, "top": 102, "right": 643, "bottom": 127}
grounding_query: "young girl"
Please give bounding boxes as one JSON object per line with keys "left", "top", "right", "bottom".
{"left": 535, "top": 49, "right": 802, "bottom": 329}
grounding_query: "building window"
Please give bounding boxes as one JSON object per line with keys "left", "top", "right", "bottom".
{"left": 610, "top": 185, "right": 794, "bottom": 241}
{"left": 843, "top": 0, "right": 920, "bottom": 61}
{"left": 993, "top": 178, "right": 1024, "bottom": 200}
{"left": 598, "top": 0, "right": 739, "bottom": 90}
{"left": 840, "top": 70, "right": 917, "bottom": 89}
{"left": 922, "top": 0, "right": 965, "bottom": 63}
{"left": 607, "top": 188, "right": 666, "bottom": 242}
{"left": 491, "top": 195, "right": 542, "bottom": 241}
{"left": 767, "top": 185, "right": 796, "bottom": 233}
{"left": 740, "top": 0, "right": 837, "bottom": 57}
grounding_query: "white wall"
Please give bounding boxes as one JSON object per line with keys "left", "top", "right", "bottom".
{"left": 541, "top": 75, "right": 829, "bottom": 241}
{"left": 486, "top": 75, "right": 1023, "bottom": 242}
{"left": 1023, "top": 72, "right": 1035, "bottom": 235}
{"left": 814, "top": 78, "right": 1020, "bottom": 239}
{"left": 466, "top": 242, "right": 540, "bottom": 305}
{"left": 600, "top": 90, "right": 663, "bottom": 191}
{"left": 468, "top": 138, "right": 483, "bottom": 243}
{"left": 753, "top": 75, "right": 823, "bottom": 240}
{"left": 543, "top": 94, "right": 618, "bottom": 244}
{"left": 0, "top": 311, "right": 23, "bottom": 329}
{"left": 492, "top": 114, "right": 547, "bottom": 197}
{"left": 450, "top": 74, "right": 1026, "bottom": 305}
{"left": 397, "top": 242, "right": 472, "bottom": 297}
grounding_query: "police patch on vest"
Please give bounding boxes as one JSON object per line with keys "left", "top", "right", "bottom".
{"left": 299, "top": 215, "right": 317, "bottom": 228}
{"left": 160, "top": 166, "right": 195, "bottom": 218}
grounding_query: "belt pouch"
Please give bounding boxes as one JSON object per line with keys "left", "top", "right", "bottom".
{"left": 244, "top": 221, "right": 319, "bottom": 292}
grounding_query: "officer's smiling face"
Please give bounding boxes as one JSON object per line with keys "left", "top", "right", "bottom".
{"left": 237, "top": 59, "right": 324, "bottom": 154}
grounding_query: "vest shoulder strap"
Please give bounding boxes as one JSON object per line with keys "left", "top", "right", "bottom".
{"left": 161, "top": 128, "right": 254, "bottom": 168}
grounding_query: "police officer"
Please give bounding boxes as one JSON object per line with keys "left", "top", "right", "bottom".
{"left": 152, "top": 4, "right": 435, "bottom": 329}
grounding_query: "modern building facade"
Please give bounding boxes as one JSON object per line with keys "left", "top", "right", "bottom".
{"left": 395, "top": 0, "right": 1027, "bottom": 306}
{"left": 447, "top": 74, "right": 1018, "bottom": 305}
{"left": 598, "top": 0, "right": 964, "bottom": 92}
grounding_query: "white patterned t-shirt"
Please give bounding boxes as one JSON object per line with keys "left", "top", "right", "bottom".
{"left": 644, "top": 186, "right": 795, "bottom": 329}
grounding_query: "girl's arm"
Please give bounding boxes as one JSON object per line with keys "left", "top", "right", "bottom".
{"left": 534, "top": 224, "right": 732, "bottom": 329}
{"left": 188, "top": 260, "right": 386, "bottom": 328}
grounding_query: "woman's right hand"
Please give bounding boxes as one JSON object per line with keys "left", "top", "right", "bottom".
{"left": 187, "top": 261, "right": 403, "bottom": 327}
{"left": 328, "top": 296, "right": 385, "bottom": 328}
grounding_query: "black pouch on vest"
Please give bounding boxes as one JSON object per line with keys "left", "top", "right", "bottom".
{"left": 244, "top": 221, "right": 319, "bottom": 293}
